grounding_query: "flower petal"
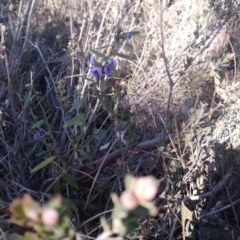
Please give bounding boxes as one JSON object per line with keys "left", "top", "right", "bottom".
{"left": 34, "top": 132, "right": 41, "bottom": 141}
{"left": 90, "top": 56, "right": 97, "bottom": 66}
{"left": 103, "top": 64, "right": 112, "bottom": 76}
{"left": 126, "top": 32, "right": 133, "bottom": 40}
{"left": 109, "top": 58, "right": 117, "bottom": 68}
{"left": 91, "top": 67, "right": 102, "bottom": 78}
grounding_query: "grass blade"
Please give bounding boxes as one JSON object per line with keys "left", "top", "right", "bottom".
{"left": 31, "top": 156, "right": 56, "bottom": 173}
{"left": 90, "top": 49, "right": 107, "bottom": 59}
{"left": 63, "top": 114, "right": 85, "bottom": 128}
{"left": 116, "top": 52, "right": 134, "bottom": 60}
{"left": 63, "top": 173, "right": 78, "bottom": 189}
{"left": 23, "top": 90, "right": 32, "bottom": 109}
{"left": 69, "top": 95, "right": 88, "bottom": 113}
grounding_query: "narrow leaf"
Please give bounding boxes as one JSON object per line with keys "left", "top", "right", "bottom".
{"left": 109, "top": 64, "right": 120, "bottom": 76}
{"left": 95, "top": 44, "right": 111, "bottom": 49}
{"left": 116, "top": 52, "right": 133, "bottom": 60}
{"left": 31, "top": 156, "right": 56, "bottom": 173}
{"left": 220, "top": 63, "right": 229, "bottom": 67}
{"left": 79, "top": 149, "right": 92, "bottom": 160}
{"left": 35, "top": 151, "right": 47, "bottom": 157}
{"left": 214, "top": 71, "right": 221, "bottom": 79}
{"left": 23, "top": 90, "right": 32, "bottom": 109}
{"left": 31, "top": 119, "right": 45, "bottom": 129}
{"left": 63, "top": 173, "right": 78, "bottom": 189}
{"left": 69, "top": 95, "right": 87, "bottom": 113}
{"left": 63, "top": 114, "right": 84, "bottom": 128}
{"left": 214, "top": 76, "right": 220, "bottom": 86}
{"left": 81, "top": 76, "right": 94, "bottom": 81}
{"left": 96, "top": 92, "right": 106, "bottom": 109}
{"left": 99, "top": 141, "right": 111, "bottom": 151}
{"left": 221, "top": 58, "right": 229, "bottom": 65}
{"left": 209, "top": 69, "right": 215, "bottom": 77}
{"left": 119, "top": 31, "right": 140, "bottom": 38}
{"left": 216, "top": 59, "right": 221, "bottom": 66}
{"left": 90, "top": 49, "right": 107, "bottom": 59}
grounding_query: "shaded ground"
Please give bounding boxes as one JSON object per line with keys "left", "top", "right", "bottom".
{"left": 0, "top": 0, "right": 240, "bottom": 239}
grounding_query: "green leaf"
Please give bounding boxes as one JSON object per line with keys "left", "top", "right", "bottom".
{"left": 31, "top": 119, "right": 45, "bottom": 129}
{"left": 35, "top": 151, "right": 47, "bottom": 157}
{"left": 220, "top": 63, "right": 229, "bottom": 67}
{"left": 209, "top": 69, "right": 215, "bottom": 77}
{"left": 221, "top": 58, "right": 229, "bottom": 65}
{"left": 100, "top": 78, "right": 106, "bottom": 91}
{"left": 214, "top": 71, "right": 221, "bottom": 79}
{"left": 63, "top": 173, "right": 78, "bottom": 189}
{"left": 119, "top": 31, "right": 140, "bottom": 39}
{"left": 9, "top": 233, "right": 25, "bottom": 240}
{"left": 79, "top": 149, "right": 92, "bottom": 160}
{"left": 96, "top": 92, "right": 106, "bottom": 109}
{"left": 100, "top": 216, "right": 111, "bottom": 232}
{"left": 69, "top": 95, "right": 88, "bottom": 113}
{"left": 90, "top": 49, "right": 107, "bottom": 59}
{"left": 209, "top": 69, "right": 220, "bottom": 79}
{"left": 31, "top": 156, "right": 56, "bottom": 173}
{"left": 23, "top": 90, "right": 32, "bottom": 109}
{"left": 116, "top": 52, "right": 133, "bottom": 60}
{"left": 95, "top": 44, "right": 112, "bottom": 49}
{"left": 214, "top": 76, "right": 220, "bottom": 86}
{"left": 216, "top": 59, "right": 221, "bottom": 66}
{"left": 109, "top": 64, "right": 120, "bottom": 77}
{"left": 80, "top": 76, "right": 94, "bottom": 81}
{"left": 63, "top": 114, "right": 84, "bottom": 128}
{"left": 124, "top": 174, "right": 136, "bottom": 191}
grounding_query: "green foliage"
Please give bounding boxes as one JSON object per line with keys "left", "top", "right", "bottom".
{"left": 62, "top": 173, "right": 78, "bottom": 189}
{"left": 31, "top": 156, "right": 56, "bottom": 173}
{"left": 23, "top": 90, "right": 32, "bottom": 109}
{"left": 63, "top": 114, "right": 85, "bottom": 128}
{"left": 69, "top": 95, "right": 87, "bottom": 113}
{"left": 6, "top": 175, "right": 158, "bottom": 240}
{"left": 208, "top": 53, "right": 232, "bottom": 87}
{"left": 8, "top": 195, "right": 75, "bottom": 240}
{"left": 98, "top": 174, "right": 159, "bottom": 238}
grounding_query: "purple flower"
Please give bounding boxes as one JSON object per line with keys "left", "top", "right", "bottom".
{"left": 103, "top": 58, "right": 118, "bottom": 76}
{"left": 103, "top": 64, "right": 112, "bottom": 76}
{"left": 90, "top": 56, "right": 98, "bottom": 66}
{"left": 208, "top": 162, "right": 216, "bottom": 171}
{"left": 109, "top": 58, "right": 117, "bottom": 68}
{"left": 126, "top": 32, "right": 133, "bottom": 40}
{"left": 34, "top": 132, "right": 41, "bottom": 141}
{"left": 91, "top": 67, "right": 102, "bottom": 78}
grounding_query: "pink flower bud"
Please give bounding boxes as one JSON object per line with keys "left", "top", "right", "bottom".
{"left": 120, "top": 190, "right": 138, "bottom": 210}
{"left": 133, "top": 176, "right": 158, "bottom": 202}
{"left": 116, "top": 159, "right": 123, "bottom": 167}
{"left": 25, "top": 208, "right": 40, "bottom": 222}
{"left": 121, "top": 103, "right": 129, "bottom": 112}
{"left": 223, "top": 226, "right": 229, "bottom": 231}
{"left": 140, "top": 106, "right": 147, "bottom": 113}
{"left": 41, "top": 208, "right": 59, "bottom": 226}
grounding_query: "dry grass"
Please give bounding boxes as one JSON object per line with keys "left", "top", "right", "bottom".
{"left": 0, "top": 0, "right": 240, "bottom": 239}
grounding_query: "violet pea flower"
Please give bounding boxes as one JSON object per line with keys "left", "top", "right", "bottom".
{"left": 90, "top": 56, "right": 98, "bottom": 67}
{"left": 33, "top": 132, "right": 41, "bottom": 141}
{"left": 103, "top": 58, "right": 118, "bottom": 77}
{"left": 126, "top": 32, "right": 133, "bottom": 40}
{"left": 91, "top": 67, "right": 103, "bottom": 78}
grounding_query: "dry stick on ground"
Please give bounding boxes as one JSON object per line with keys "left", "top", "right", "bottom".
{"left": 1, "top": 25, "right": 15, "bottom": 112}
{"left": 159, "top": 0, "right": 174, "bottom": 113}
{"left": 222, "top": 158, "right": 239, "bottom": 229}
{"left": 82, "top": 138, "right": 119, "bottom": 235}
{"left": 73, "top": 135, "right": 172, "bottom": 181}
{"left": 158, "top": 1, "right": 187, "bottom": 172}
{"left": 228, "top": 39, "right": 237, "bottom": 82}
